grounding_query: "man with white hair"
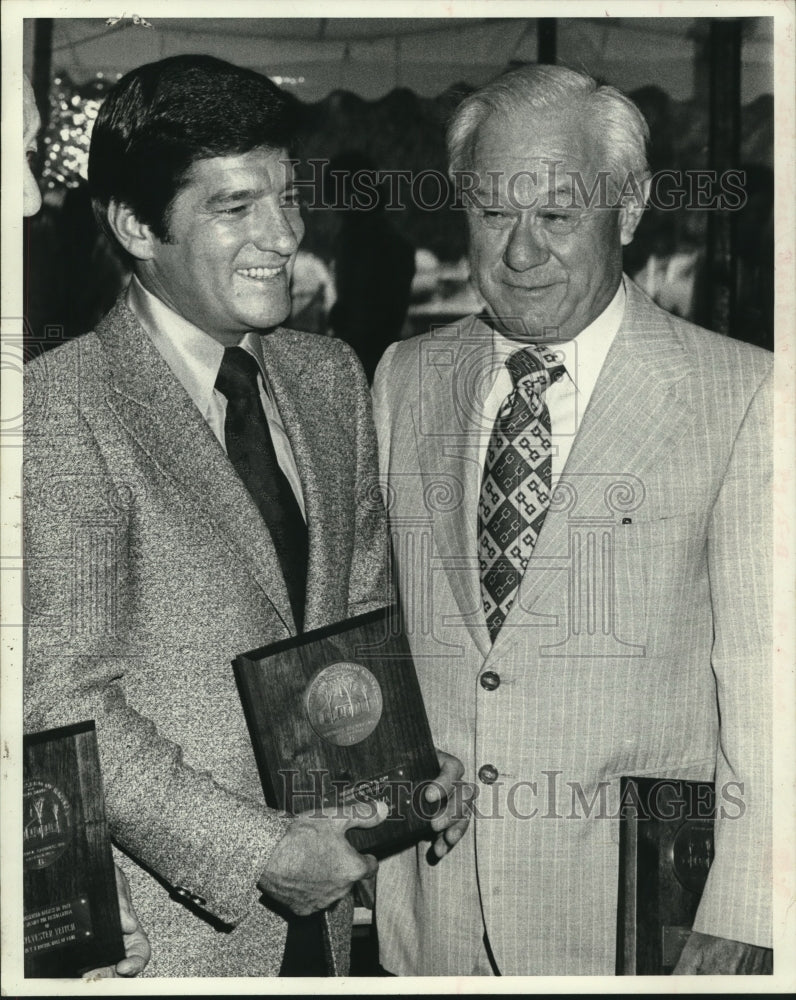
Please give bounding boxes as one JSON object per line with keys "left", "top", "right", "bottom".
{"left": 373, "top": 63, "right": 772, "bottom": 975}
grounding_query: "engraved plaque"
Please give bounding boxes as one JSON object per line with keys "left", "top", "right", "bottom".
{"left": 23, "top": 722, "right": 124, "bottom": 978}
{"left": 616, "top": 776, "right": 715, "bottom": 975}
{"left": 24, "top": 896, "right": 94, "bottom": 961}
{"left": 233, "top": 605, "right": 440, "bottom": 855}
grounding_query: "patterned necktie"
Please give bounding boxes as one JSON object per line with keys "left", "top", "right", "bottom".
{"left": 215, "top": 346, "right": 308, "bottom": 632}
{"left": 478, "top": 344, "right": 566, "bottom": 641}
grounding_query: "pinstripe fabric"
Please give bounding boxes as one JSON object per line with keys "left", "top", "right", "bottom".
{"left": 372, "top": 277, "right": 773, "bottom": 975}
{"left": 23, "top": 298, "right": 390, "bottom": 976}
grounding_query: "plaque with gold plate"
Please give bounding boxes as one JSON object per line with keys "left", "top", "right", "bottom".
{"left": 616, "top": 776, "right": 715, "bottom": 974}
{"left": 233, "top": 605, "right": 440, "bottom": 855}
{"left": 23, "top": 721, "right": 124, "bottom": 977}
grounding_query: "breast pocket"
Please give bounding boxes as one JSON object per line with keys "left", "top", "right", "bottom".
{"left": 612, "top": 512, "right": 710, "bottom": 655}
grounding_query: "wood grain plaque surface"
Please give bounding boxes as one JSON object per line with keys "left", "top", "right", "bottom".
{"left": 234, "top": 605, "right": 440, "bottom": 855}
{"left": 616, "top": 776, "right": 715, "bottom": 975}
{"left": 23, "top": 721, "right": 124, "bottom": 978}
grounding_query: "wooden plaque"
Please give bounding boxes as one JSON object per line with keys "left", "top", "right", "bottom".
{"left": 23, "top": 721, "right": 124, "bottom": 978}
{"left": 616, "top": 776, "right": 715, "bottom": 975}
{"left": 233, "top": 605, "right": 440, "bottom": 856}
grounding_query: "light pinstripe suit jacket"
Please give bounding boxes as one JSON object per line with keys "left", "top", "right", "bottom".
{"left": 23, "top": 299, "right": 389, "bottom": 977}
{"left": 372, "top": 277, "right": 773, "bottom": 975}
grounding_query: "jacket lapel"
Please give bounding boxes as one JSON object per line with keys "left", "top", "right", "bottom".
{"left": 411, "top": 322, "right": 493, "bottom": 659}
{"left": 95, "top": 301, "right": 296, "bottom": 633}
{"left": 258, "top": 334, "right": 341, "bottom": 631}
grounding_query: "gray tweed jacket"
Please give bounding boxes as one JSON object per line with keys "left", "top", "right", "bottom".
{"left": 23, "top": 298, "right": 390, "bottom": 977}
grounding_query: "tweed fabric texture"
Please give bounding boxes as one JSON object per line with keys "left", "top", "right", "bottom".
{"left": 372, "top": 277, "right": 773, "bottom": 976}
{"left": 23, "top": 298, "right": 390, "bottom": 977}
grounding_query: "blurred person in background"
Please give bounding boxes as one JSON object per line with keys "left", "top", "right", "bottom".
{"left": 328, "top": 151, "right": 415, "bottom": 382}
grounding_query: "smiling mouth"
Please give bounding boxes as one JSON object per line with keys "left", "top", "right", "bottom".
{"left": 503, "top": 282, "right": 558, "bottom": 292}
{"left": 236, "top": 266, "right": 286, "bottom": 280}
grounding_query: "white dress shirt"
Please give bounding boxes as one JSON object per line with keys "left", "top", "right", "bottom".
{"left": 478, "top": 278, "right": 627, "bottom": 488}
{"left": 127, "top": 276, "right": 306, "bottom": 519}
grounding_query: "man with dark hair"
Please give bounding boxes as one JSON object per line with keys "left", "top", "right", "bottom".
{"left": 23, "top": 55, "right": 467, "bottom": 978}
{"left": 87, "top": 56, "right": 300, "bottom": 245}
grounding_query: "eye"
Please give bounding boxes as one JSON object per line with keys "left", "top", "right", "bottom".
{"left": 218, "top": 203, "right": 250, "bottom": 217}
{"left": 477, "top": 208, "right": 513, "bottom": 228}
{"left": 538, "top": 210, "right": 581, "bottom": 233}
{"left": 26, "top": 148, "right": 37, "bottom": 167}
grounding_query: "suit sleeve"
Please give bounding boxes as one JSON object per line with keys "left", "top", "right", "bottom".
{"left": 692, "top": 370, "right": 773, "bottom": 947}
{"left": 23, "top": 378, "right": 291, "bottom": 928}
{"left": 343, "top": 343, "right": 393, "bottom": 616}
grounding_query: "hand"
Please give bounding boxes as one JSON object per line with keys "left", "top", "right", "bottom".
{"left": 82, "top": 863, "right": 151, "bottom": 979}
{"left": 258, "top": 799, "right": 388, "bottom": 916}
{"left": 423, "top": 749, "right": 475, "bottom": 860}
{"left": 673, "top": 930, "right": 773, "bottom": 975}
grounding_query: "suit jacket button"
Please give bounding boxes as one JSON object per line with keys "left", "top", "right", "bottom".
{"left": 478, "top": 764, "right": 499, "bottom": 784}
{"left": 480, "top": 670, "right": 500, "bottom": 691}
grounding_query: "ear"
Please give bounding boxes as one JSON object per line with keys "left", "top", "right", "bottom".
{"left": 618, "top": 175, "right": 651, "bottom": 247}
{"left": 105, "top": 200, "right": 160, "bottom": 261}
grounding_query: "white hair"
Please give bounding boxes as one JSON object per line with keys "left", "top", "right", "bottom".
{"left": 447, "top": 63, "right": 650, "bottom": 195}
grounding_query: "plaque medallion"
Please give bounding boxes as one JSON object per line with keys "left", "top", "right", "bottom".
{"left": 305, "top": 661, "right": 383, "bottom": 746}
{"left": 23, "top": 779, "right": 72, "bottom": 871}
{"left": 670, "top": 818, "right": 714, "bottom": 892}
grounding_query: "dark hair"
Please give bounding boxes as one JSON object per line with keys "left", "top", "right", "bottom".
{"left": 88, "top": 55, "right": 300, "bottom": 243}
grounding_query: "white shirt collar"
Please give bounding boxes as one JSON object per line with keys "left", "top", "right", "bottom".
{"left": 490, "top": 277, "right": 626, "bottom": 400}
{"left": 126, "top": 275, "right": 268, "bottom": 417}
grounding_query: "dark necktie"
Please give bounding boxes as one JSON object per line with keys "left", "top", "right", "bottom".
{"left": 215, "top": 346, "right": 308, "bottom": 632}
{"left": 216, "top": 348, "right": 326, "bottom": 973}
{"left": 478, "top": 344, "right": 566, "bottom": 641}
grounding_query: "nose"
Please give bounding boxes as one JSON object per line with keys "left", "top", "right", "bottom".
{"left": 250, "top": 200, "right": 303, "bottom": 257}
{"left": 503, "top": 213, "right": 549, "bottom": 272}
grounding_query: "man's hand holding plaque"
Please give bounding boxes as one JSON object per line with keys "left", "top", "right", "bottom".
{"left": 353, "top": 749, "right": 473, "bottom": 910}
{"left": 425, "top": 750, "right": 475, "bottom": 861}
{"left": 259, "top": 799, "right": 388, "bottom": 915}
{"left": 672, "top": 931, "right": 773, "bottom": 975}
{"left": 259, "top": 747, "right": 473, "bottom": 916}
{"left": 82, "top": 865, "right": 152, "bottom": 979}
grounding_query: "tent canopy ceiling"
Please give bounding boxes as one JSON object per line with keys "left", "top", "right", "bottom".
{"left": 24, "top": 16, "right": 773, "bottom": 102}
